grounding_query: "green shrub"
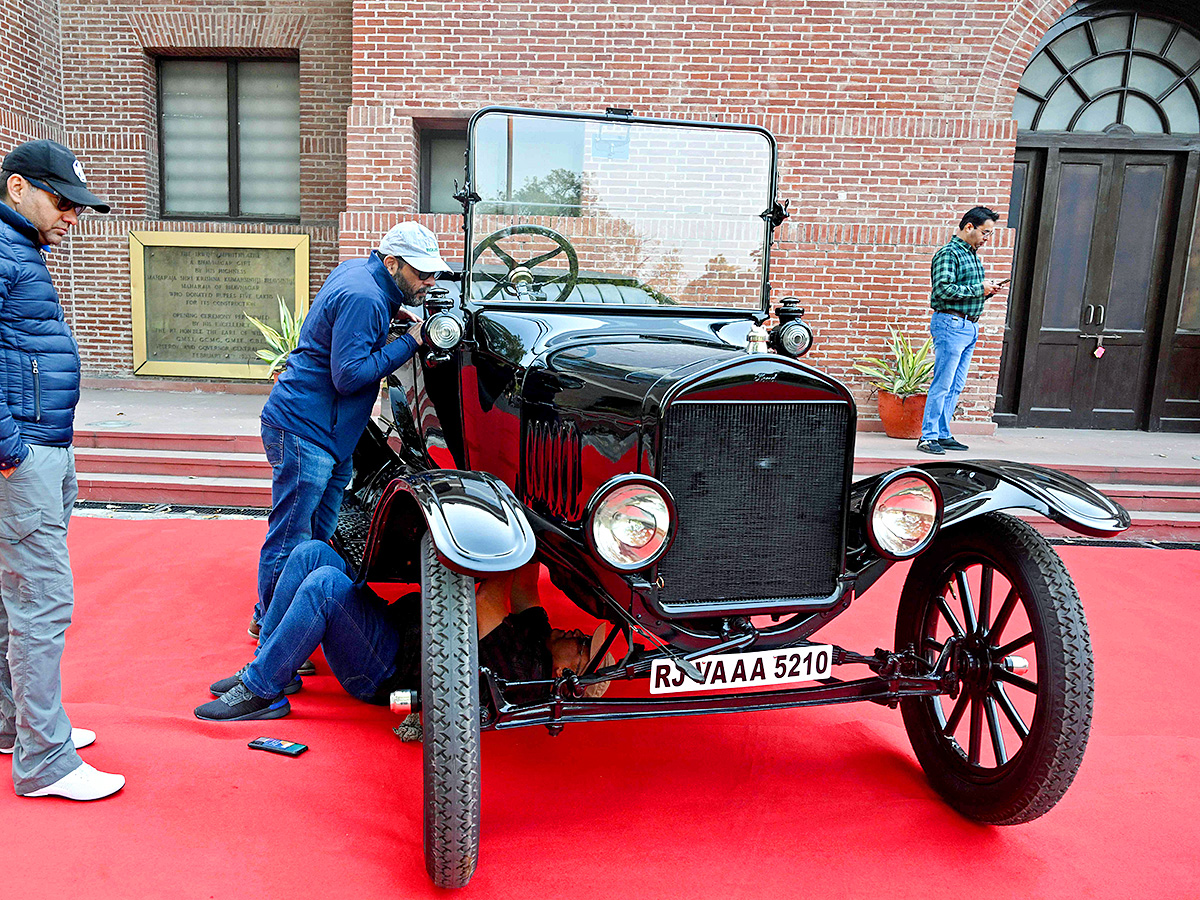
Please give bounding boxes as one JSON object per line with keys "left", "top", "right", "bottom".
{"left": 245, "top": 297, "right": 305, "bottom": 377}
{"left": 853, "top": 327, "right": 934, "bottom": 398}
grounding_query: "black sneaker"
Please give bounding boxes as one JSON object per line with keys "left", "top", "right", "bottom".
{"left": 194, "top": 680, "right": 290, "bottom": 721}
{"left": 297, "top": 658, "right": 317, "bottom": 676}
{"left": 916, "top": 439, "right": 946, "bottom": 455}
{"left": 939, "top": 437, "right": 969, "bottom": 451}
{"left": 210, "top": 665, "right": 301, "bottom": 697}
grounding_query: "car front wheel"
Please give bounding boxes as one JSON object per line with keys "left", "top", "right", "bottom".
{"left": 420, "top": 532, "right": 481, "bottom": 888}
{"left": 895, "top": 512, "right": 1094, "bottom": 825}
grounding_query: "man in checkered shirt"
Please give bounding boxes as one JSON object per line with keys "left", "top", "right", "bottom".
{"left": 917, "top": 206, "right": 1005, "bottom": 455}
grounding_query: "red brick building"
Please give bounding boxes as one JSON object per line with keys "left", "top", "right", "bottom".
{"left": 3, "top": 0, "right": 1198, "bottom": 432}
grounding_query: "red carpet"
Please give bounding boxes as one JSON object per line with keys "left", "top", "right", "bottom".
{"left": 2, "top": 517, "right": 1197, "bottom": 899}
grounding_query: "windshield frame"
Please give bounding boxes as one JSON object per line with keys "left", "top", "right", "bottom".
{"left": 460, "top": 106, "right": 779, "bottom": 316}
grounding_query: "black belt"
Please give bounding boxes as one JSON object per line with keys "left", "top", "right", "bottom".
{"left": 935, "top": 309, "right": 979, "bottom": 323}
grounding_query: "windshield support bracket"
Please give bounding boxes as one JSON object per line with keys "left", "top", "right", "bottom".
{"left": 453, "top": 179, "right": 480, "bottom": 217}
{"left": 762, "top": 198, "right": 790, "bottom": 230}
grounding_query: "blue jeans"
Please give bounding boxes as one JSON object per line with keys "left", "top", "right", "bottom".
{"left": 255, "top": 423, "right": 353, "bottom": 624}
{"left": 242, "top": 540, "right": 401, "bottom": 702}
{"left": 921, "top": 311, "right": 978, "bottom": 442}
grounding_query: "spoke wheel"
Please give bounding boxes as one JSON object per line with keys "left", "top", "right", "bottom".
{"left": 895, "top": 512, "right": 1093, "bottom": 824}
{"left": 472, "top": 224, "right": 580, "bottom": 300}
{"left": 420, "top": 533, "right": 481, "bottom": 887}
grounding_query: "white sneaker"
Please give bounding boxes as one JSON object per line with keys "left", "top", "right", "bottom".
{"left": 0, "top": 727, "right": 97, "bottom": 755}
{"left": 24, "top": 762, "right": 125, "bottom": 800}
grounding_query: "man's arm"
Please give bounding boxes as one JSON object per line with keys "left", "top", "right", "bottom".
{"left": 0, "top": 259, "right": 29, "bottom": 474}
{"left": 328, "top": 289, "right": 420, "bottom": 395}
{"left": 930, "top": 248, "right": 983, "bottom": 303}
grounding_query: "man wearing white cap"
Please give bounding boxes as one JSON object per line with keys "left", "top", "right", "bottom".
{"left": 252, "top": 222, "right": 451, "bottom": 645}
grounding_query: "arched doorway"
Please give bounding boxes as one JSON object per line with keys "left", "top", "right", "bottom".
{"left": 995, "top": 1, "right": 1200, "bottom": 431}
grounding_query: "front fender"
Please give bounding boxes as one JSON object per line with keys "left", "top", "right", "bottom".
{"left": 914, "top": 459, "right": 1130, "bottom": 537}
{"left": 848, "top": 459, "right": 1129, "bottom": 596}
{"left": 360, "top": 469, "right": 535, "bottom": 580}
{"left": 850, "top": 460, "right": 1128, "bottom": 542}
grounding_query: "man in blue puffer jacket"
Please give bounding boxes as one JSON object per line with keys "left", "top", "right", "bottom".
{"left": 0, "top": 140, "right": 124, "bottom": 801}
{"left": 252, "top": 222, "right": 447, "bottom": 648}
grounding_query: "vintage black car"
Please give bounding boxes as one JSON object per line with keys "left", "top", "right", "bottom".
{"left": 331, "top": 107, "right": 1130, "bottom": 888}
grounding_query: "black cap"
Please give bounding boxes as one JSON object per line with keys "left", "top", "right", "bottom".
{"left": 2, "top": 140, "right": 110, "bottom": 213}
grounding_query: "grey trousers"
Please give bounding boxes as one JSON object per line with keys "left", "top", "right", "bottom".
{"left": 0, "top": 444, "right": 82, "bottom": 794}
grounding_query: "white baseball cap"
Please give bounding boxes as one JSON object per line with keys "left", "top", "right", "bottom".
{"left": 378, "top": 222, "right": 451, "bottom": 273}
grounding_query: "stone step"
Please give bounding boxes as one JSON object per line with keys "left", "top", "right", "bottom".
{"left": 1017, "top": 510, "right": 1200, "bottom": 543}
{"left": 1089, "top": 483, "right": 1200, "bottom": 513}
{"left": 76, "top": 472, "right": 272, "bottom": 508}
{"left": 69, "top": 431, "right": 1200, "bottom": 536}
{"left": 74, "top": 429, "right": 263, "bottom": 455}
{"left": 73, "top": 446, "right": 270, "bottom": 480}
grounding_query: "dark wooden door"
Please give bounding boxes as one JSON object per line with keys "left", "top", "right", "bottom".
{"left": 1016, "top": 150, "right": 1181, "bottom": 428}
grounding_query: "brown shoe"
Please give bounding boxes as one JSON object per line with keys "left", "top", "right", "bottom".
{"left": 248, "top": 617, "right": 261, "bottom": 640}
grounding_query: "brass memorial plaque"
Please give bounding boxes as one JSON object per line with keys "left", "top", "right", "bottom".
{"left": 130, "top": 231, "right": 310, "bottom": 378}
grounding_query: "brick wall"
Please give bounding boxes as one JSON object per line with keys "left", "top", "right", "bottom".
{"left": 341, "top": 0, "right": 1069, "bottom": 429}
{"left": 0, "top": 0, "right": 65, "bottom": 146}
{"left": 44, "top": 0, "right": 353, "bottom": 375}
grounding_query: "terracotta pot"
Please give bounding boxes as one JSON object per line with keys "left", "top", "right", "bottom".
{"left": 877, "top": 390, "right": 927, "bottom": 440}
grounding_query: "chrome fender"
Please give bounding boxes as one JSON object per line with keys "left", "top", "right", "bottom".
{"left": 363, "top": 469, "right": 535, "bottom": 578}
{"left": 914, "top": 459, "right": 1131, "bottom": 538}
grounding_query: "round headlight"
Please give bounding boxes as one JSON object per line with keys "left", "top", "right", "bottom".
{"left": 777, "top": 320, "right": 813, "bottom": 357}
{"left": 424, "top": 312, "right": 463, "bottom": 350}
{"left": 866, "top": 472, "right": 942, "bottom": 559}
{"left": 586, "top": 476, "right": 676, "bottom": 572}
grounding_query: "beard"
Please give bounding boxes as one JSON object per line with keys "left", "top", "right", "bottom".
{"left": 391, "top": 268, "right": 420, "bottom": 304}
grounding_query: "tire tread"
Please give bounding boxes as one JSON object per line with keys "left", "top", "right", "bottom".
{"left": 420, "top": 534, "right": 481, "bottom": 887}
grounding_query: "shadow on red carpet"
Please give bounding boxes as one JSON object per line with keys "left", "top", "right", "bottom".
{"left": 1, "top": 517, "right": 1197, "bottom": 899}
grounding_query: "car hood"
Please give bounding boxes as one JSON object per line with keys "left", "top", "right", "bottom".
{"left": 525, "top": 336, "right": 852, "bottom": 421}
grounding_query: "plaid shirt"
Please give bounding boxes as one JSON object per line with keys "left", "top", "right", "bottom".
{"left": 930, "top": 235, "right": 986, "bottom": 320}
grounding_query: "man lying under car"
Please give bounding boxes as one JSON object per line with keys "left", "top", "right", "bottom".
{"left": 195, "top": 541, "right": 608, "bottom": 722}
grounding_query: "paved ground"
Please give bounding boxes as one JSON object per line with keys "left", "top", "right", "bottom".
{"left": 77, "top": 387, "right": 266, "bottom": 436}
{"left": 76, "top": 386, "right": 1200, "bottom": 471}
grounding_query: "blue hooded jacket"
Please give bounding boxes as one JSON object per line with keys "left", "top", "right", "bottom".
{"left": 261, "top": 252, "right": 419, "bottom": 461}
{"left": 0, "top": 203, "right": 81, "bottom": 469}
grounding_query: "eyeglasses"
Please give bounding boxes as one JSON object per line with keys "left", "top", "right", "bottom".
{"left": 24, "top": 177, "right": 86, "bottom": 214}
{"left": 413, "top": 267, "right": 436, "bottom": 281}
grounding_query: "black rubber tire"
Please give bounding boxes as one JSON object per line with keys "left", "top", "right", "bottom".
{"left": 896, "top": 512, "right": 1093, "bottom": 825}
{"left": 420, "top": 533, "right": 481, "bottom": 888}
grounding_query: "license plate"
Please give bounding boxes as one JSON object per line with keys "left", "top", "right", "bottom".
{"left": 649, "top": 645, "right": 833, "bottom": 695}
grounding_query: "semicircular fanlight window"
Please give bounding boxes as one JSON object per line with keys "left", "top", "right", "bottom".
{"left": 1015, "top": 10, "right": 1200, "bottom": 133}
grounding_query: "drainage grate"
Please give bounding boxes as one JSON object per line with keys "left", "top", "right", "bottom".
{"left": 1049, "top": 536, "right": 1200, "bottom": 550}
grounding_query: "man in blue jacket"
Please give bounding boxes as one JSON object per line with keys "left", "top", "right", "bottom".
{"left": 0, "top": 140, "right": 124, "bottom": 800}
{"left": 252, "top": 222, "right": 447, "bottom": 644}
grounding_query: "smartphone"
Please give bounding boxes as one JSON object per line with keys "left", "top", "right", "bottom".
{"left": 248, "top": 737, "right": 308, "bottom": 757}
{"left": 997, "top": 278, "right": 1011, "bottom": 287}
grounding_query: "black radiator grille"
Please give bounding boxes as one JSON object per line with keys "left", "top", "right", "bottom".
{"left": 656, "top": 401, "right": 849, "bottom": 608}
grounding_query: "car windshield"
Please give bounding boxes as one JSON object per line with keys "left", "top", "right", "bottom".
{"left": 466, "top": 110, "right": 774, "bottom": 310}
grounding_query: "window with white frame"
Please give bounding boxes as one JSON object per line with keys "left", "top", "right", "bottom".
{"left": 158, "top": 58, "right": 300, "bottom": 218}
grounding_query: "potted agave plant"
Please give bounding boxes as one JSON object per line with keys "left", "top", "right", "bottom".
{"left": 854, "top": 326, "right": 935, "bottom": 439}
{"left": 245, "top": 297, "right": 306, "bottom": 382}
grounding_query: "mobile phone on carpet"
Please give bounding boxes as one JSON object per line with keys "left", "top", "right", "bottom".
{"left": 248, "top": 737, "right": 308, "bottom": 757}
